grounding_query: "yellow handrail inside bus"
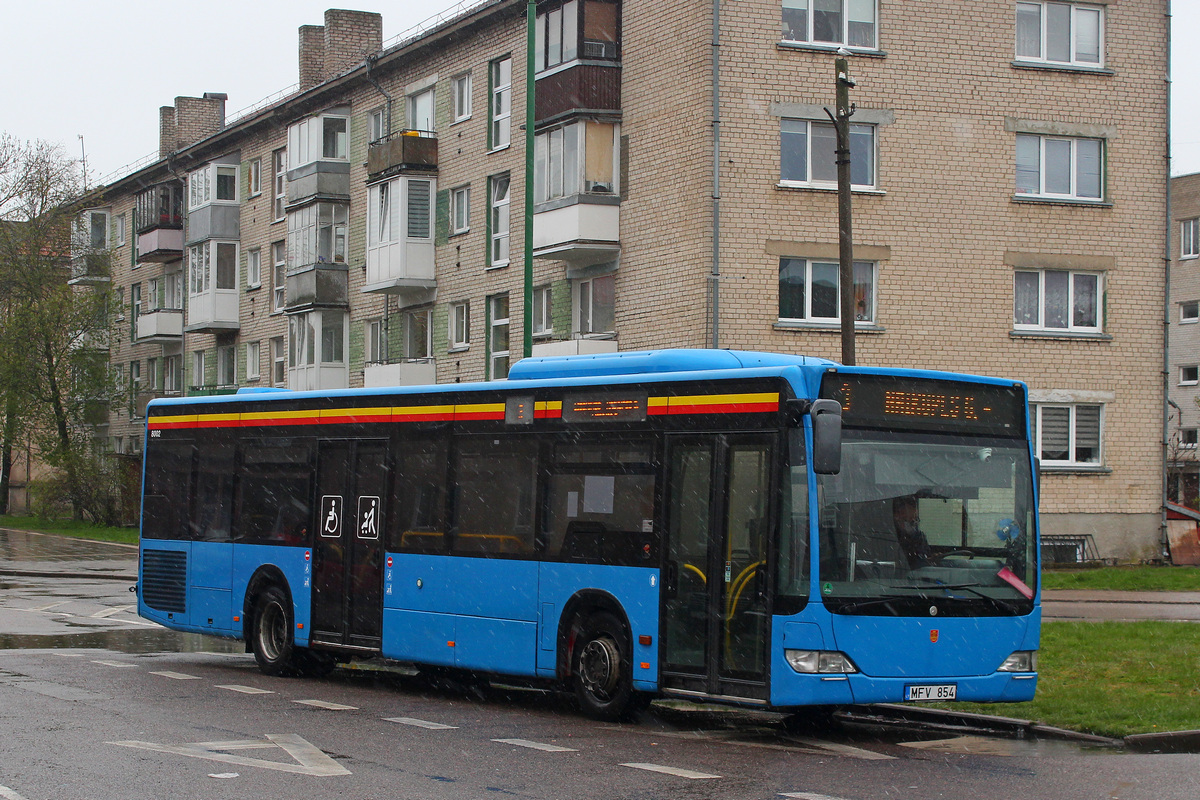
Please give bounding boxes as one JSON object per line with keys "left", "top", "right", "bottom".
{"left": 726, "top": 561, "right": 764, "bottom": 621}
{"left": 682, "top": 563, "right": 706, "bottom": 585}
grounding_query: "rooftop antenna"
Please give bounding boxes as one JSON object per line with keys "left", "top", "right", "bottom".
{"left": 78, "top": 134, "right": 89, "bottom": 190}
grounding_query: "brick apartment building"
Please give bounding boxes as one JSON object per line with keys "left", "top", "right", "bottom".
{"left": 76, "top": 0, "right": 1169, "bottom": 559}
{"left": 1169, "top": 172, "right": 1200, "bottom": 509}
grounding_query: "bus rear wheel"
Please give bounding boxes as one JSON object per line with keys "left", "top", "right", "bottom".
{"left": 252, "top": 585, "right": 298, "bottom": 676}
{"left": 572, "top": 611, "right": 634, "bottom": 720}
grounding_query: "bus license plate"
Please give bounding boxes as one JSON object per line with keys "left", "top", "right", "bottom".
{"left": 906, "top": 684, "right": 957, "bottom": 701}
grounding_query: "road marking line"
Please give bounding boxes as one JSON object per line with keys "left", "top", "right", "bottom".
{"left": 110, "top": 733, "right": 350, "bottom": 777}
{"left": 620, "top": 763, "right": 720, "bottom": 779}
{"left": 150, "top": 671, "right": 201, "bottom": 680}
{"left": 0, "top": 785, "right": 32, "bottom": 800}
{"left": 294, "top": 699, "right": 357, "bottom": 710}
{"left": 24, "top": 601, "right": 69, "bottom": 612}
{"left": 491, "top": 738, "right": 577, "bottom": 752}
{"left": 90, "top": 605, "right": 135, "bottom": 618}
{"left": 53, "top": 653, "right": 85, "bottom": 657}
{"left": 384, "top": 717, "right": 458, "bottom": 730}
{"left": 215, "top": 684, "right": 274, "bottom": 695}
{"left": 91, "top": 660, "right": 137, "bottom": 668}
{"left": 781, "top": 793, "right": 857, "bottom": 800}
{"left": 783, "top": 736, "right": 895, "bottom": 761}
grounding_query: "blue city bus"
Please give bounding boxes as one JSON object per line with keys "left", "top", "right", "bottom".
{"left": 137, "top": 349, "right": 1039, "bottom": 719}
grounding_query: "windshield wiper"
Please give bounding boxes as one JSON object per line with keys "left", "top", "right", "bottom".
{"left": 892, "top": 580, "right": 1023, "bottom": 614}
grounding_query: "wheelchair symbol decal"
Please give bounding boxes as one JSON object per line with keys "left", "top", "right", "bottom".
{"left": 320, "top": 495, "right": 342, "bottom": 538}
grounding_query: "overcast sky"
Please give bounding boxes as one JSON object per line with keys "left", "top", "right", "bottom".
{"left": 2, "top": 0, "right": 1197, "bottom": 181}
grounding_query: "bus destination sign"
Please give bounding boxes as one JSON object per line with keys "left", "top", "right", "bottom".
{"left": 561, "top": 393, "right": 648, "bottom": 423}
{"left": 820, "top": 374, "right": 1025, "bottom": 436}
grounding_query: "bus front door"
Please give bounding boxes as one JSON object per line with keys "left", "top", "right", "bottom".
{"left": 661, "top": 435, "right": 774, "bottom": 701}
{"left": 311, "top": 439, "right": 388, "bottom": 653}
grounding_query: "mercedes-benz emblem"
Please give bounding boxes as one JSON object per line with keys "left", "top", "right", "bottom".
{"left": 929, "top": 605, "right": 938, "bottom": 617}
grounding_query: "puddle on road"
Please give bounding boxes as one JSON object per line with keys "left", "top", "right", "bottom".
{"left": 0, "top": 628, "right": 243, "bottom": 654}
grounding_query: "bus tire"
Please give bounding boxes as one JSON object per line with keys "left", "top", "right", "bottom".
{"left": 252, "top": 585, "right": 298, "bottom": 677}
{"left": 572, "top": 611, "right": 634, "bottom": 720}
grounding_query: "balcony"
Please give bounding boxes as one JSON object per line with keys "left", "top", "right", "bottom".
{"left": 68, "top": 252, "right": 110, "bottom": 286}
{"left": 134, "top": 390, "right": 183, "bottom": 418}
{"left": 530, "top": 338, "right": 618, "bottom": 358}
{"left": 285, "top": 262, "right": 348, "bottom": 312}
{"left": 364, "top": 175, "right": 436, "bottom": 296}
{"left": 136, "top": 309, "right": 183, "bottom": 342}
{"left": 137, "top": 227, "right": 184, "bottom": 263}
{"left": 535, "top": 62, "right": 621, "bottom": 123}
{"left": 367, "top": 131, "right": 438, "bottom": 179}
{"left": 186, "top": 289, "right": 239, "bottom": 333}
{"left": 532, "top": 198, "right": 620, "bottom": 267}
{"left": 364, "top": 358, "right": 437, "bottom": 388}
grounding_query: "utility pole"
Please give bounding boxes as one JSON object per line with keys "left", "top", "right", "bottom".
{"left": 827, "top": 52, "right": 856, "bottom": 366}
{"left": 523, "top": 0, "right": 536, "bottom": 359}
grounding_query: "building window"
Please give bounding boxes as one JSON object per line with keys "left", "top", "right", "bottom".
{"left": 778, "top": 258, "right": 875, "bottom": 323}
{"left": 1033, "top": 403, "right": 1102, "bottom": 467}
{"left": 188, "top": 242, "right": 238, "bottom": 295}
{"left": 536, "top": 0, "right": 579, "bottom": 71}
{"left": 1182, "top": 301, "right": 1199, "bottom": 324}
{"left": 782, "top": 0, "right": 877, "bottom": 49}
{"left": 452, "top": 73, "right": 472, "bottom": 122}
{"left": 405, "top": 307, "right": 433, "bottom": 359}
{"left": 147, "top": 357, "right": 158, "bottom": 390}
{"left": 490, "top": 175, "right": 511, "bottom": 268}
{"left": 288, "top": 114, "right": 349, "bottom": 168}
{"left": 113, "top": 214, "right": 126, "bottom": 247}
{"left": 1013, "top": 269, "right": 1101, "bottom": 332}
{"left": 366, "top": 318, "right": 386, "bottom": 363}
{"left": 367, "top": 178, "right": 433, "bottom": 248}
{"left": 1182, "top": 428, "right": 1199, "bottom": 449}
{"left": 248, "top": 158, "right": 262, "bottom": 197}
{"left": 135, "top": 183, "right": 184, "bottom": 232}
{"left": 1016, "top": 2, "right": 1103, "bottom": 67}
{"left": 533, "top": 285, "right": 553, "bottom": 336}
{"left": 1183, "top": 219, "right": 1199, "bottom": 259}
{"left": 129, "top": 360, "right": 141, "bottom": 394}
{"left": 535, "top": 121, "right": 619, "bottom": 203}
{"left": 1182, "top": 366, "right": 1199, "bottom": 386}
{"left": 273, "top": 149, "right": 287, "bottom": 222}
{"left": 451, "top": 186, "right": 471, "bottom": 234}
{"left": 192, "top": 350, "right": 206, "bottom": 389}
{"left": 490, "top": 56, "right": 512, "bottom": 150}
{"left": 780, "top": 119, "right": 875, "bottom": 189}
{"left": 271, "top": 241, "right": 286, "bottom": 312}
{"left": 576, "top": 274, "right": 615, "bottom": 335}
{"left": 164, "top": 355, "right": 181, "bottom": 393}
{"left": 1015, "top": 134, "right": 1103, "bottom": 200}
{"left": 130, "top": 283, "right": 142, "bottom": 337}
{"left": 246, "top": 341, "right": 261, "bottom": 381}
{"left": 188, "top": 164, "right": 239, "bottom": 210}
{"left": 76, "top": 209, "right": 109, "bottom": 251}
{"left": 369, "top": 107, "right": 387, "bottom": 143}
{"left": 288, "top": 310, "right": 346, "bottom": 369}
{"left": 287, "top": 202, "right": 348, "bottom": 269}
{"left": 151, "top": 271, "right": 183, "bottom": 310}
{"left": 271, "top": 337, "right": 286, "bottom": 386}
{"left": 489, "top": 294, "right": 510, "bottom": 380}
{"left": 450, "top": 301, "right": 471, "bottom": 349}
{"left": 217, "top": 345, "right": 236, "bottom": 388}
{"left": 247, "top": 248, "right": 261, "bottom": 288}
{"left": 408, "top": 87, "right": 434, "bottom": 135}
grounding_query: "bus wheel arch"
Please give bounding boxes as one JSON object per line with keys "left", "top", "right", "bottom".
{"left": 558, "top": 591, "right": 637, "bottom": 720}
{"left": 244, "top": 567, "right": 297, "bottom": 676}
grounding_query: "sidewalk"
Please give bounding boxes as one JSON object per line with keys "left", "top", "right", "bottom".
{"left": 1042, "top": 589, "right": 1200, "bottom": 621}
{"left": 0, "top": 527, "right": 137, "bottom": 581}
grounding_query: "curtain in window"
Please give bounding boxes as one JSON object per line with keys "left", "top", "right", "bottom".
{"left": 1073, "top": 274, "right": 1098, "bottom": 328}
{"left": 1040, "top": 407, "right": 1070, "bottom": 461}
{"left": 1074, "top": 405, "right": 1101, "bottom": 463}
{"left": 1014, "top": 272, "right": 1040, "bottom": 325}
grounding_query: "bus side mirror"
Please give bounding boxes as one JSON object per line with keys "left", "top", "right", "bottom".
{"left": 811, "top": 399, "right": 842, "bottom": 475}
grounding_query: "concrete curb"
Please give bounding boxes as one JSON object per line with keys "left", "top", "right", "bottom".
{"left": 1124, "top": 730, "right": 1200, "bottom": 753}
{"left": 0, "top": 569, "right": 138, "bottom": 582}
{"left": 849, "top": 704, "right": 1124, "bottom": 747}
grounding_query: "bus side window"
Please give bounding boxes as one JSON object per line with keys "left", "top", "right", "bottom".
{"left": 238, "top": 441, "right": 313, "bottom": 545}
{"left": 390, "top": 438, "right": 449, "bottom": 554}
{"left": 192, "top": 442, "right": 235, "bottom": 542}
{"left": 452, "top": 437, "right": 538, "bottom": 557}
{"left": 142, "top": 442, "right": 193, "bottom": 540}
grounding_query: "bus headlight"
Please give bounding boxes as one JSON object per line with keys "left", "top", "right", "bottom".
{"left": 785, "top": 649, "right": 859, "bottom": 674}
{"left": 997, "top": 650, "right": 1038, "bottom": 672}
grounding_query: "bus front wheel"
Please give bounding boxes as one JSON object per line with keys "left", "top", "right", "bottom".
{"left": 252, "top": 585, "right": 297, "bottom": 676}
{"left": 572, "top": 611, "right": 634, "bottom": 720}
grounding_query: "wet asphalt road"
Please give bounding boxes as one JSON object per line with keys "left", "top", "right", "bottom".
{"left": 2, "top": 531, "right": 1200, "bottom": 799}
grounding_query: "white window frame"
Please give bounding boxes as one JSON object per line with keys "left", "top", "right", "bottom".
{"left": 248, "top": 157, "right": 262, "bottom": 197}
{"left": 1182, "top": 365, "right": 1200, "bottom": 386}
{"left": 405, "top": 307, "right": 433, "bottom": 360}
{"left": 1033, "top": 403, "right": 1103, "bottom": 467}
{"left": 271, "top": 336, "right": 286, "bottom": 386}
{"left": 490, "top": 57, "right": 512, "bottom": 150}
{"left": 1015, "top": 133, "right": 1103, "bottom": 201}
{"left": 271, "top": 241, "right": 286, "bottom": 312}
{"left": 490, "top": 175, "right": 511, "bottom": 268}
{"left": 781, "top": 0, "right": 878, "bottom": 50}
{"left": 452, "top": 73, "right": 472, "bottom": 123}
{"left": 450, "top": 301, "right": 471, "bottom": 349}
{"left": 1015, "top": 1, "right": 1104, "bottom": 68}
{"left": 164, "top": 355, "right": 182, "bottom": 393}
{"left": 489, "top": 293, "right": 510, "bottom": 380}
{"left": 408, "top": 87, "right": 435, "bottom": 135}
{"left": 533, "top": 285, "right": 553, "bottom": 336}
{"left": 1181, "top": 428, "right": 1199, "bottom": 449}
{"left": 575, "top": 274, "right": 616, "bottom": 336}
{"left": 369, "top": 107, "right": 387, "bottom": 144}
{"left": 187, "top": 241, "right": 239, "bottom": 295}
{"left": 451, "top": 186, "right": 471, "bottom": 234}
{"left": 535, "top": 0, "right": 580, "bottom": 72}
{"left": 147, "top": 357, "right": 159, "bottom": 391}
{"left": 1182, "top": 218, "right": 1200, "bottom": 259}
{"left": 192, "top": 350, "right": 207, "bottom": 389}
{"left": 273, "top": 148, "right": 287, "bottom": 222}
{"left": 188, "top": 164, "right": 239, "bottom": 210}
{"left": 217, "top": 344, "right": 236, "bottom": 388}
{"left": 113, "top": 213, "right": 126, "bottom": 247}
{"left": 287, "top": 202, "right": 348, "bottom": 270}
{"left": 778, "top": 258, "right": 876, "bottom": 324}
{"left": 1182, "top": 301, "right": 1200, "bottom": 324}
{"left": 246, "top": 341, "right": 261, "bottom": 381}
{"left": 77, "top": 209, "right": 110, "bottom": 251}
{"left": 780, "top": 119, "right": 876, "bottom": 190}
{"left": 287, "top": 113, "right": 349, "bottom": 170}
{"left": 1013, "top": 269, "right": 1102, "bottom": 333}
{"left": 247, "top": 247, "right": 261, "bottom": 289}
{"left": 366, "top": 318, "right": 385, "bottom": 364}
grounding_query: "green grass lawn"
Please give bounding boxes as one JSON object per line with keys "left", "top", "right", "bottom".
{"left": 0, "top": 515, "right": 137, "bottom": 545}
{"left": 1042, "top": 565, "right": 1200, "bottom": 592}
{"left": 945, "top": 620, "right": 1200, "bottom": 738}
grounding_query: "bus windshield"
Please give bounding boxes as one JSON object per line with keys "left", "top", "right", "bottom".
{"left": 816, "top": 429, "right": 1036, "bottom": 616}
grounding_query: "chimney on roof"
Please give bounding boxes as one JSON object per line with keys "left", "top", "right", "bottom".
{"left": 299, "top": 9, "right": 383, "bottom": 91}
{"left": 160, "top": 94, "right": 227, "bottom": 156}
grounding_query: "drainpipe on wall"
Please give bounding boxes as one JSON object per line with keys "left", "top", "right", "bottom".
{"left": 364, "top": 55, "right": 393, "bottom": 139}
{"left": 1161, "top": 0, "right": 1174, "bottom": 561}
{"left": 710, "top": 0, "right": 721, "bottom": 349}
